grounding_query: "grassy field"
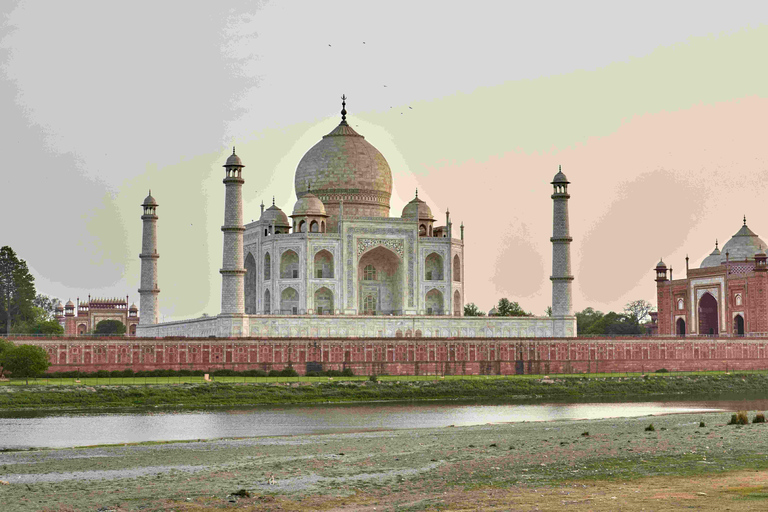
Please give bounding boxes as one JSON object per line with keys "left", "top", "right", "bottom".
{"left": 4, "top": 368, "right": 768, "bottom": 387}
{"left": 2, "top": 372, "right": 768, "bottom": 410}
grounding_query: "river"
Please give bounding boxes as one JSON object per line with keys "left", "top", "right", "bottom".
{"left": 3, "top": 395, "right": 768, "bottom": 449}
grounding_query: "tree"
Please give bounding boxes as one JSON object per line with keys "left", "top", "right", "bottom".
{"left": 12, "top": 303, "right": 64, "bottom": 336}
{"left": 624, "top": 299, "right": 655, "bottom": 325}
{"left": 94, "top": 319, "right": 127, "bottom": 335}
{"left": 0, "top": 338, "right": 13, "bottom": 377}
{"left": 495, "top": 298, "right": 531, "bottom": 317}
{"left": 576, "top": 307, "right": 604, "bottom": 334}
{"left": 33, "top": 294, "right": 59, "bottom": 321}
{"left": 0, "top": 246, "right": 36, "bottom": 336}
{"left": 463, "top": 303, "right": 486, "bottom": 316}
{"left": 545, "top": 306, "right": 552, "bottom": 317}
{"left": 0, "top": 344, "right": 50, "bottom": 383}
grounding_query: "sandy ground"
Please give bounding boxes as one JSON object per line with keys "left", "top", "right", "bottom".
{"left": 2, "top": 411, "right": 768, "bottom": 511}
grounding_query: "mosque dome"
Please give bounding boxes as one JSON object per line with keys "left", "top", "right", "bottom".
{"left": 718, "top": 219, "right": 767, "bottom": 264}
{"left": 294, "top": 98, "right": 392, "bottom": 220}
{"left": 401, "top": 191, "right": 434, "bottom": 220}
{"left": 260, "top": 202, "right": 290, "bottom": 227}
{"left": 655, "top": 259, "right": 667, "bottom": 268}
{"left": 699, "top": 242, "right": 722, "bottom": 268}
{"left": 292, "top": 192, "right": 327, "bottom": 217}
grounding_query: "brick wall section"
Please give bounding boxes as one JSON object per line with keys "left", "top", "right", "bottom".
{"left": 13, "top": 336, "right": 768, "bottom": 375}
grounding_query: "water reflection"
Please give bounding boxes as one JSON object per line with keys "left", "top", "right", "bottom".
{"left": 2, "top": 395, "right": 768, "bottom": 449}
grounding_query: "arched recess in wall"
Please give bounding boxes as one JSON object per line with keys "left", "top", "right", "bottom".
{"left": 310, "top": 220, "right": 319, "bottom": 233}
{"left": 453, "top": 255, "right": 461, "bottom": 282}
{"left": 281, "top": 287, "right": 299, "bottom": 314}
{"left": 263, "top": 252, "right": 271, "bottom": 280}
{"left": 698, "top": 292, "right": 719, "bottom": 335}
{"left": 676, "top": 317, "right": 686, "bottom": 336}
{"left": 314, "top": 287, "right": 334, "bottom": 315}
{"left": 263, "top": 289, "right": 271, "bottom": 314}
{"left": 453, "top": 290, "right": 461, "bottom": 316}
{"left": 358, "top": 246, "right": 403, "bottom": 315}
{"left": 734, "top": 314, "right": 745, "bottom": 336}
{"left": 425, "top": 252, "right": 443, "bottom": 280}
{"left": 425, "top": 289, "right": 444, "bottom": 315}
{"left": 280, "top": 250, "right": 299, "bottom": 279}
{"left": 314, "top": 250, "right": 334, "bottom": 278}
{"left": 244, "top": 252, "right": 257, "bottom": 314}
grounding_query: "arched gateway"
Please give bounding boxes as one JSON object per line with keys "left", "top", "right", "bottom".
{"left": 698, "top": 293, "right": 718, "bottom": 335}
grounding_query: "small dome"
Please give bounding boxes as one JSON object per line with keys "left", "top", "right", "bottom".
{"left": 292, "top": 192, "right": 327, "bottom": 217}
{"left": 224, "top": 147, "right": 244, "bottom": 167}
{"left": 401, "top": 192, "right": 434, "bottom": 220}
{"left": 260, "top": 202, "right": 291, "bottom": 227}
{"left": 655, "top": 259, "right": 666, "bottom": 268}
{"left": 129, "top": 303, "right": 138, "bottom": 311}
{"left": 700, "top": 243, "right": 722, "bottom": 268}
{"left": 55, "top": 302, "right": 64, "bottom": 310}
{"left": 142, "top": 191, "right": 157, "bottom": 206}
{"left": 65, "top": 300, "right": 75, "bottom": 307}
{"left": 552, "top": 165, "right": 569, "bottom": 184}
{"left": 719, "top": 220, "right": 767, "bottom": 264}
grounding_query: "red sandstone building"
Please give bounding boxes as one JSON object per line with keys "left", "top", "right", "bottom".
{"left": 54, "top": 296, "right": 140, "bottom": 336}
{"left": 655, "top": 218, "right": 768, "bottom": 336}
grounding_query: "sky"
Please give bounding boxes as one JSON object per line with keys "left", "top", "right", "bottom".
{"left": 2, "top": 1, "right": 768, "bottom": 320}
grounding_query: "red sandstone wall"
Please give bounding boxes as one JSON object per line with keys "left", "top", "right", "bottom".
{"left": 9, "top": 336, "right": 768, "bottom": 376}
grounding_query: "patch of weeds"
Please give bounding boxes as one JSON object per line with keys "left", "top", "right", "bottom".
{"left": 700, "top": 421, "right": 706, "bottom": 427}
{"left": 753, "top": 413, "right": 766, "bottom": 424}
{"left": 729, "top": 411, "right": 750, "bottom": 425}
{"left": 645, "top": 423, "right": 655, "bottom": 432}
{"left": 394, "top": 497, "right": 446, "bottom": 511}
{"left": 725, "top": 485, "right": 768, "bottom": 500}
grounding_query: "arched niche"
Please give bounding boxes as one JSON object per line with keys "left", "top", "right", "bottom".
{"left": 314, "top": 250, "right": 334, "bottom": 278}
{"left": 281, "top": 287, "right": 299, "bottom": 315}
{"left": 263, "top": 252, "right": 271, "bottom": 280}
{"left": 425, "top": 252, "right": 443, "bottom": 280}
{"left": 453, "top": 290, "right": 461, "bottom": 316}
{"left": 280, "top": 250, "right": 299, "bottom": 279}
{"left": 676, "top": 317, "right": 686, "bottom": 336}
{"left": 314, "top": 287, "right": 334, "bottom": 315}
{"left": 453, "top": 254, "right": 461, "bottom": 282}
{"left": 425, "top": 289, "right": 444, "bottom": 315}
{"left": 734, "top": 314, "right": 745, "bottom": 336}
{"left": 244, "top": 252, "right": 257, "bottom": 314}
{"left": 358, "top": 246, "right": 402, "bottom": 315}
{"left": 263, "top": 289, "right": 271, "bottom": 314}
{"left": 698, "top": 292, "right": 719, "bottom": 335}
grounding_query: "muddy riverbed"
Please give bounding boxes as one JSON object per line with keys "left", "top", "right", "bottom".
{"left": 3, "top": 410, "right": 768, "bottom": 510}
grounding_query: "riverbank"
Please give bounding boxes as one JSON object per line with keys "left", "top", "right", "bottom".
{"left": 3, "top": 410, "right": 768, "bottom": 510}
{"left": 2, "top": 373, "right": 768, "bottom": 410}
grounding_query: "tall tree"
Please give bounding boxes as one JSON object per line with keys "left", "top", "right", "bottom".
{"left": 624, "top": 299, "right": 655, "bottom": 325}
{"left": 495, "top": 298, "right": 531, "bottom": 317}
{"left": 463, "top": 303, "right": 486, "bottom": 317}
{"left": 0, "top": 246, "right": 36, "bottom": 336}
{"left": 33, "top": 294, "right": 59, "bottom": 321}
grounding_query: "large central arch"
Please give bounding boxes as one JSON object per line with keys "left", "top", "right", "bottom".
{"left": 358, "top": 246, "right": 403, "bottom": 315}
{"left": 698, "top": 292, "right": 719, "bottom": 335}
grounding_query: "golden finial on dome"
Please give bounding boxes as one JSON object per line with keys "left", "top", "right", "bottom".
{"left": 341, "top": 94, "right": 347, "bottom": 123}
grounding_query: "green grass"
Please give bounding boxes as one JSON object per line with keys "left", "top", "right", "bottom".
{"left": 4, "top": 368, "right": 768, "bottom": 387}
{"left": 3, "top": 372, "right": 768, "bottom": 411}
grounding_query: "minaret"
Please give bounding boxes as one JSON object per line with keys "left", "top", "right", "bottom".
{"left": 139, "top": 191, "right": 160, "bottom": 325}
{"left": 550, "top": 166, "right": 574, "bottom": 316}
{"left": 220, "top": 147, "right": 246, "bottom": 315}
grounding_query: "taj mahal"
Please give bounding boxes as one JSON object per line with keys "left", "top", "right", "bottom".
{"left": 136, "top": 98, "right": 576, "bottom": 339}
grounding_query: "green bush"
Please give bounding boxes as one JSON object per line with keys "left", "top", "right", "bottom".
{"left": 369, "top": 374, "right": 379, "bottom": 383}
{"left": 754, "top": 413, "right": 766, "bottom": 423}
{"left": 341, "top": 368, "right": 354, "bottom": 377}
{"left": 645, "top": 423, "right": 655, "bottom": 432}
{"left": 655, "top": 368, "right": 669, "bottom": 373}
{"left": 699, "top": 421, "right": 706, "bottom": 427}
{"left": 280, "top": 366, "right": 298, "bottom": 377}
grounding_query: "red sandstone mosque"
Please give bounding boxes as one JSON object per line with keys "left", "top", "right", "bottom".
{"left": 655, "top": 217, "right": 768, "bottom": 336}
